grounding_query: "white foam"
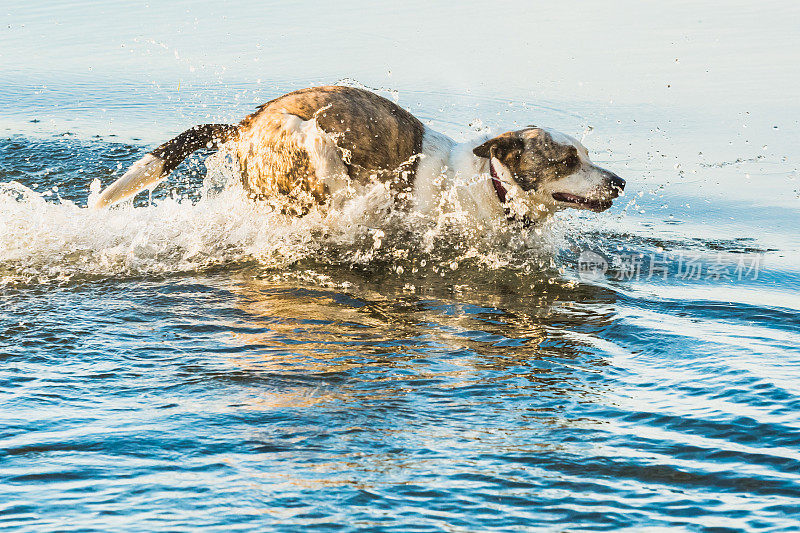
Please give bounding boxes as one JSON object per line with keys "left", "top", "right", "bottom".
{"left": 0, "top": 151, "right": 563, "bottom": 286}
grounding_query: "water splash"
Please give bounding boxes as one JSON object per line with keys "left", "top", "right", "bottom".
{"left": 0, "top": 149, "right": 566, "bottom": 287}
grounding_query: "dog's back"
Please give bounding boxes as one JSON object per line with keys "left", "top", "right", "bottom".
{"left": 234, "top": 86, "right": 424, "bottom": 205}
{"left": 94, "top": 86, "right": 424, "bottom": 209}
{"left": 242, "top": 86, "right": 423, "bottom": 182}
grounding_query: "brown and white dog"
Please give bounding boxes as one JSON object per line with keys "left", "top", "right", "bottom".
{"left": 94, "top": 86, "right": 625, "bottom": 224}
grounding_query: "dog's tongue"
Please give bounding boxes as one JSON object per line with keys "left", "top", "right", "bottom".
{"left": 552, "top": 192, "right": 583, "bottom": 204}
{"left": 489, "top": 161, "right": 508, "bottom": 203}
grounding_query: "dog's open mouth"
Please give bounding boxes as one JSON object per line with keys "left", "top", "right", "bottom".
{"left": 551, "top": 192, "right": 613, "bottom": 212}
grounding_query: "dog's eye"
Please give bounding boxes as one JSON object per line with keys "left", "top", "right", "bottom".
{"left": 562, "top": 154, "right": 579, "bottom": 168}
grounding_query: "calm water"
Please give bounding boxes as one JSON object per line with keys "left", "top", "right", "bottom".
{"left": 2, "top": 1, "right": 800, "bottom": 531}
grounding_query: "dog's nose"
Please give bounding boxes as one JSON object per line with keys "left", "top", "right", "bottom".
{"left": 606, "top": 173, "right": 625, "bottom": 196}
{"left": 608, "top": 174, "right": 625, "bottom": 191}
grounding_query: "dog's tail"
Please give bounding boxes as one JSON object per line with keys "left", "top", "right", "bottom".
{"left": 93, "top": 123, "right": 239, "bottom": 209}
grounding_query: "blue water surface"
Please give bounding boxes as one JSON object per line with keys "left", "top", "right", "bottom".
{"left": 1, "top": 1, "right": 800, "bottom": 531}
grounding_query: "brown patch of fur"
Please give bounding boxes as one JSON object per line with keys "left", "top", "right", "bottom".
{"left": 235, "top": 112, "right": 323, "bottom": 213}
{"left": 473, "top": 128, "right": 580, "bottom": 191}
{"left": 237, "top": 86, "right": 424, "bottom": 201}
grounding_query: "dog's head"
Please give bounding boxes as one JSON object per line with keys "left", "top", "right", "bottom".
{"left": 473, "top": 127, "right": 625, "bottom": 219}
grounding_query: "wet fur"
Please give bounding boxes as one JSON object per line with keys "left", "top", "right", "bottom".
{"left": 473, "top": 128, "right": 581, "bottom": 192}
{"left": 95, "top": 85, "right": 624, "bottom": 221}
{"left": 237, "top": 86, "right": 424, "bottom": 199}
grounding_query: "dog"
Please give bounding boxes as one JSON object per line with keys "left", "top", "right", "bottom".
{"left": 94, "top": 86, "right": 625, "bottom": 224}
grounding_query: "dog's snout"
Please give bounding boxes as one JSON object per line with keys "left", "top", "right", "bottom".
{"left": 605, "top": 173, "right": 625, "bottom": 196}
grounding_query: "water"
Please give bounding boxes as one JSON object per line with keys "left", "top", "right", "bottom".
{"left": 2, "top": 1, "right": 800, "bottom": 531}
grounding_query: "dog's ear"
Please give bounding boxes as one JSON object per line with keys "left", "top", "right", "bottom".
{"left": 473, "top": 132, "right": 524, "bottom": 160}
